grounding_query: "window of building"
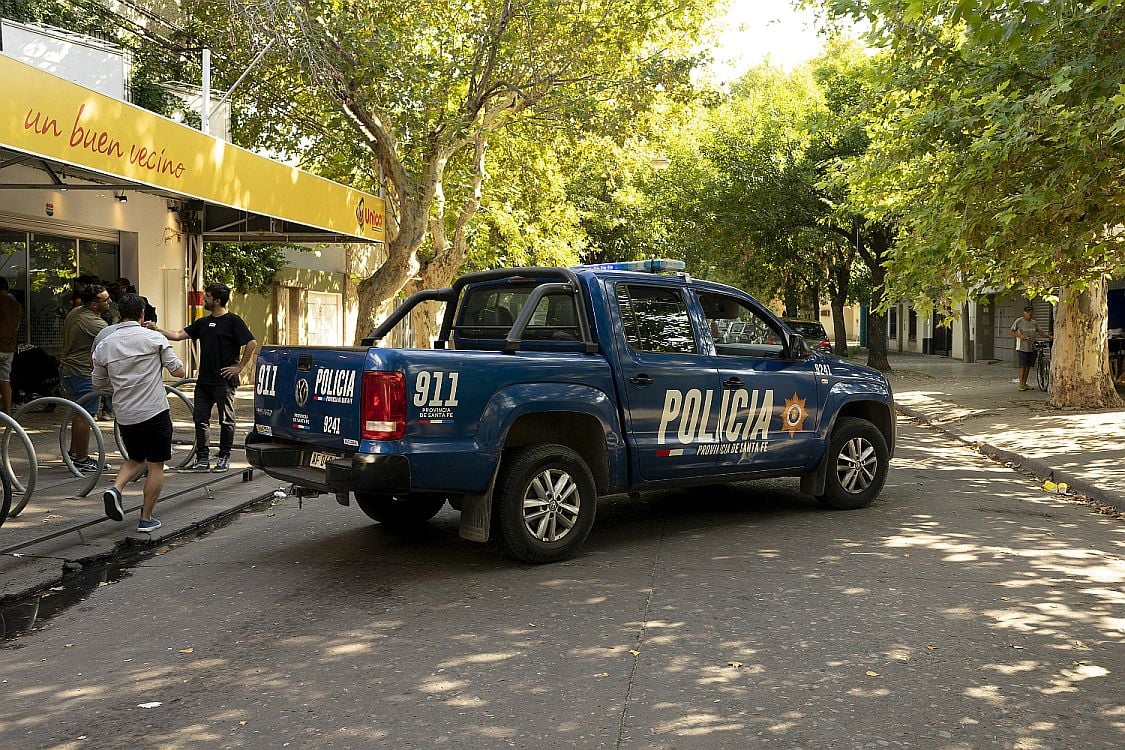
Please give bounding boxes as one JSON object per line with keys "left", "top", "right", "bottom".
{"left": 888, "top": 307, "right": 898, "bottom": 337}
{"left": 908, "top": 308, "right": 917, "bottom": 341}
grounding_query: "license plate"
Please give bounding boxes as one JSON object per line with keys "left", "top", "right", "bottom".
{"left": 308, "top": 451, "right": 331, "bottom": 469}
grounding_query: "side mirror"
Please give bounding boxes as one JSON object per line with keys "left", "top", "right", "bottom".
{"left": 786, "top": 334, "right": 811, "bottom": 360}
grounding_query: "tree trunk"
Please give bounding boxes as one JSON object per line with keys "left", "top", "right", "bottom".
{"left": 353, "top": 209, "right": 427, "bottom": 345}
{"left": 961, "top": 301, "right": 973, "bottom": 363}
{"left": 830, "top": 260, "right": 850, "bottom": 355}
{"left": 866, "top": 268, "right": 891, "bottom": 372}
{"left": 1049, "top": 278, "right": 1121, "bottom": 408}
{"left": 343, "top": 242, "right": 384, "bottom": 346}
{"left": 860, "top": 227, "right": 891, "bottom": 372}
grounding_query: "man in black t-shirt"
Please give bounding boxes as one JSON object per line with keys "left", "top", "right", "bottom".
{"left": 149, "top": 283, "right": 256, "bottom": 472}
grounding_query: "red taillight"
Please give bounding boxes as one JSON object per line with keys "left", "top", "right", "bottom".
{"left": 361, "top": 371, "right": 405, "bottom": 440}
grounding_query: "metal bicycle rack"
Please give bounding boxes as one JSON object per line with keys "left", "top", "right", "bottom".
{"left": 1, "top": 383, "right": 197, "bottom": 521}
{"left": 3, "top": 396, "right": 105, "bottom": 517}
{"left": 0, "top": 411, "right": 34, "bottom": 526}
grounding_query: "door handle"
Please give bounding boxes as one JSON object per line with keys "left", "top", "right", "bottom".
{"left": 629, "top": 374, "right": 655, "bottom": 386}
{"left": 723, "top": 377, "right": 744, "bottom": 389}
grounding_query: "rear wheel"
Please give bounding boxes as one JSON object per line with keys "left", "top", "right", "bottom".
{"left": 353, "top": 492, "right": 447, "bottom": 527}
{"left": 1036, "top": 351, "right": 1050, "bottom": 391}
{"left": 496, "top": 444, "right": 597, "bottom": 564}
{"left": 817, "top": 417, "right": 888, "bottom": 510}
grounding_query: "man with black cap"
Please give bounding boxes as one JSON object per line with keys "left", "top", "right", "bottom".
{"left": 1010, "top": 304, "right": 1051, "bottom": 391}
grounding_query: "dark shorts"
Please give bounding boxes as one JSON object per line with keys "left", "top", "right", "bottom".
{"left": 119, "top": 410, "right": 173, "bottom": 463}
{"left": 1017, "top": 350, "right": 1038, "bottom": 368}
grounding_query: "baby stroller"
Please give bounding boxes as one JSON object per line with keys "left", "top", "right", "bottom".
{"left": 11, "top": 345, "right": 61, "bottom": 405}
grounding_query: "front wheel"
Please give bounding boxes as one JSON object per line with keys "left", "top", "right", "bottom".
{"left": 496, "top": 444, "right": 597, "bottom": 564}
{"left": 817, "top": 417, "right": 889, "bottom": 510}
{"left": 353, "top": 492, "right": 447, "bottom": 527}
{"left": 1036, "top": 352, "right": 1050, "bottom": 391}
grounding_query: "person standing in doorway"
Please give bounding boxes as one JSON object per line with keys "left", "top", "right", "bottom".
{"left": 0, "top": 278, "right": 23, "bottom": 414}
{"left": 147, "top": 283, "right": 256, "bottom": 472}
{"left": 92, "top": 294, "right": 185, "bottom": 532}
{"left": 1010, "top": 304, "right": 1051, "bottom": 391}
{"left": 59, "top": 284, "right": 110, "bottom": 472}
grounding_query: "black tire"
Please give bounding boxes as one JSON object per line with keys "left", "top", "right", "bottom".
{"left": 496, "top": 444, "right": 597, "bottom": 564}
{"left": 353, "top": 492, "right": 447, "bottom": 527}
{"left": 1036, "top": 352, "right": 1050, "bottom": 391}
{"left": 816, "top": 417, "right": 889, "bottom": 510}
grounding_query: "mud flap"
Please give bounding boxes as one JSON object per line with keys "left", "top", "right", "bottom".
{"left": 458, "top": 462, "right": 502, "bottom": 543}
{"left": 800, "top": 446, "right": 829, "bottom": 497}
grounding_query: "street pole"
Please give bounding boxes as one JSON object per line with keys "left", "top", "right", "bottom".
{"left": 201, "top": 48, "right": 211, "bottom": 135}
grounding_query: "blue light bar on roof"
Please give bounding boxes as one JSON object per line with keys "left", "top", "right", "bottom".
{"left": 576, "top": 259, "right": 686, "bottom": 273}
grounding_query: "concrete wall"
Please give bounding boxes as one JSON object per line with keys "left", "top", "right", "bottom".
{"left": 229, "top": 246, "right": 348, "bottom": 346}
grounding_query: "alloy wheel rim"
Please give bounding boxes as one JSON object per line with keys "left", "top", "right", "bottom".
{"left": 836, "top": 437, "right": 877, "bottom": 493}
{"left": 522, "top": 468, "right": 580, "bottom": 542}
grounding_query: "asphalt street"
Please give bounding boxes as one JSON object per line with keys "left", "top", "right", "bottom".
{"left": 1, "top": 419, "right": 1122, "bottom": 749}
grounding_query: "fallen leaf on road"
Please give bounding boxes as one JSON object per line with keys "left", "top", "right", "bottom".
{"left": 179, "top": 647, "right": 194, "bottom": 654}
{"left": 628, "top": 650, "right": 640, "bottom": 657}
{"left": 64, "top": 644, "right": 74, "bottom": 648}
{"left": 138, "top": 702, "right": 162, "bottom": 709}
{"left": 239, "top": 721, "right": 247, "bottom": 726}
{"left": 727, "top": 661, "right": 743, "bottom": 668}
{"left": 927, "top": 644, "right": 937, "bottom": 650}
{"left": 866, "top": 671, "right": 879, "bottom": 677}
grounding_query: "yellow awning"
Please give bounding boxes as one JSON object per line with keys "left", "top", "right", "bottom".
{"left": 0, "top": 55, "right": 384, "bottom": 243}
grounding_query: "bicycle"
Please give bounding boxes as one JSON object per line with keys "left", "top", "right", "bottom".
{"left": 1035, "top": 340, "right": 1052, "bottom": 391}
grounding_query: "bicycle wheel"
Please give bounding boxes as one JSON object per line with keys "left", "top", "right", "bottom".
{"left": 1036, "top": 352, "right": 1050, "bottom": 391}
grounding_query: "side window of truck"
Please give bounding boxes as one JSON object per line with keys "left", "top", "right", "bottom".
{"left": 616, "top": 284, "right": 697, "bottom": 354}
{"left": 698, "top": 291, "right": 785, "bottom": 358}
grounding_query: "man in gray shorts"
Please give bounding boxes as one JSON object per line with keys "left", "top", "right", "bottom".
{"left": 1010, "top": 304, "right": 1051, "bottom": 391}
{"left": 0, "top": 277, "right": 21, "bottom": 414}
{"left": 92, "top": 294, "right": 185, "bottom": 533}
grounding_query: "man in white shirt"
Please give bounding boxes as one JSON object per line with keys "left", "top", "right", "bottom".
{"left": 92, "top": 294, "right": 185, "bottom": 533}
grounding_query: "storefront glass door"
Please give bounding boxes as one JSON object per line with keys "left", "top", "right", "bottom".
{"left": 0, "top": 229, "right": 119, "bottom": 356}
{"left": 29, "top": 234, "right": 76, "bottom": 356}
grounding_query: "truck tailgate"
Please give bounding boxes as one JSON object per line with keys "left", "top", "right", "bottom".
{"left": 254, "top": 346, "right": 367, "bottom": 452}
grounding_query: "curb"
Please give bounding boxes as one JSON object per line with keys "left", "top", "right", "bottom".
{"left": 0, "top": 487, "right": 278, "bottom": 604}
{"left": 895, "top": 405, "right": 1125, "bottom": 512}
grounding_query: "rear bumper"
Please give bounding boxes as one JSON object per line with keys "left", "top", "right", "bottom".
{"left": 246, "top": 439, "right": 410, "bottom": 496}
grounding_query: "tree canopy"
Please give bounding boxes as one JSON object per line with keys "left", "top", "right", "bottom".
{"left": 195, "top": 0, "right": 722, "bottom": 341}
{"left": 812, "top": 0, "right": 1125, "bottom": 308}
{"left": 809, "top": 0, "right": 1124, "bottom": 404}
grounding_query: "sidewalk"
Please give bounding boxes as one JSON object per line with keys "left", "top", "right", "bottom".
{"left": 866, "top": 351, "right": 1125, "bottom": 511}
{"left": 0, "top": 388, "right": 281, "bottom": 603}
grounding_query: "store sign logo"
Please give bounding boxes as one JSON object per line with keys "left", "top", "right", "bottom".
{"left": 355, "top": 197, "right": 383, "bottom": 232}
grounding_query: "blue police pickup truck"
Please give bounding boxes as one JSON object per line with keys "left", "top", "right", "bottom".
{"left": 247, "top": 260, "right": 895, "bottom": 563}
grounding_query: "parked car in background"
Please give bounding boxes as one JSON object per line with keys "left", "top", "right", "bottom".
{"left": 785, "top": 320, "right": 832, "bottom": 353}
